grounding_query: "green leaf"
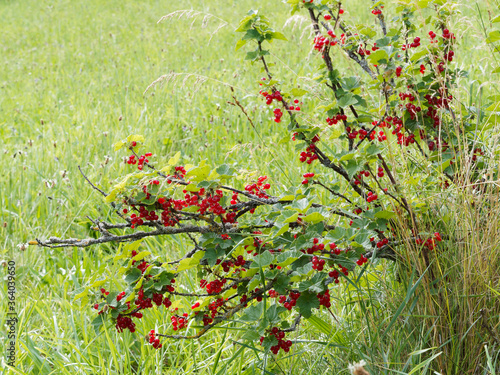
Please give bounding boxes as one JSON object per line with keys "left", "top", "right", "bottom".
{"left": 250, "top": 251, "right": 275, "bottom": 268}
{"left": 339, "top": 152, "right": 355, "bottom": 161}
{"left": 185, "top": 164, "right": 211, "bottom": 181}
{"left": 177, "top": 251, "right": 205, "bottom": 272}
{"left": 216, "top": 164, "right": 237, "bottom": 178}
{"left": 338, "top": 93, "right": 358, "bottom": 108}
{"left": 245, "top": 50, "right": 258, "bottom": 61}
{"left": 235, "top": 14, "right": 257, "bottom": 33}
{"left": 374, "top": 36, "right": 391, "bottom": 47}
{"left": 487, "top": 30, "right": 500, "bottom": 44}
{"left": 126, "top": 134, "right": 145, "bottom": 145}
{"left": 168, "top": 151, "right": 181, "bottom": 166}
{"left": 341, "top": 77, "right": 361, "bottom": 91}
{"left": 345, "top": 158, "right": 364, "bottom": 180}
{"left": 302, "top": 212, "right": 326, "bottom": 224}
{"left": 124, "top": 240, "right": 143, "bottom": 252}
{"left": 410, "top": 49, "right": 428, "bottom": 62}
{"left": 241, "top": 303, "right": 263, "bottom": 322}
{"left": 365, "top": 143, "right": 381, "bottom": 156}
{"left": 269, "top": 31, "right": 287, "bottom": 41}
{"left": 124, "top": 268, "right": 142, "bottom": 284}
{"left": 242, "top": 328, "right": 261, "bottom": 341}
{"left": 235, "top": 39, "right": 247, "bottom": 51}
{"left": 203, "top": 246, "right": 226, "bottom": 266}
{"left": 262, "top": 335, "right": 279, "bottom": 351}
{"left": 132, "top": 251, "right": 151, "bottom": 262}
{"left": 265, "top": 304, "right": 287, "bottom": 323}
{"left": 374, "top": 210, "right": 396, "bottom": 219}
{"left": 242, "top": 29, "right": 263, "bottom": 42}
{"left": 368, "top": 49, "right": 389, "bottom": 65}
{"left": 91, "top": 314, "right": 106, "bottom": 334}
{"left": 106, "top": 291, "right": 120, "bottom": 306}
{"left": 272, "top": 222, "right": 289, "bottom": 237}
{"left": 276, "top": 250, "right": 303, "bottom": 267}
{"left": 296, "top": 291, "right": 320, "bottom": 318}
{"left": 298, "top": 272, "right": 325, "bottom": 292}
{"left": 273, "top": 273, "right": 291, "bottom": 295}
{"left": 277, "top": 210, "right": 299, "bottom": 224}
{"left": 114, "top": 140, "right": 125, "bottom": 151}
{"left": 73, "top": 287, "right": 89, "bottom": 301}
{"left": 291, "top": 198, "right": 312, "bottom": 213}
{"left": 90, "top": 278, "right": 107, "bottom": 288}
{"left": 291, "top": 88, "right": 308, "bottom": 97}
{"left": 247, "top": 274, "right": 261, "bottom": 291}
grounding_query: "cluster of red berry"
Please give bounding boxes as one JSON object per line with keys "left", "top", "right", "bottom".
{"left": 366, "top": 191, "right": 378, "bottom": 203}
{"left": 147, "top": 329, "right": 162, "bottom": 349}
{"left": 244, "top": 176, "right": 271, "bottom": 199}
{"left": 329, "top": 242, "right": 341, "bottom": 255}
{"left": 375, "top": 116, "right": 413, "bottom": 147}
{"left": 302, "top": 238, "right": 326, "bottom": 255}
{"left": 442, "top": 29, "right": 455, "bottom": 40}
{"left": 354, "top": 170, "right": 370, "bottom": 185}
{"left": 313, "top": 35, "right": 335, "bottom": 53}
{"left": 289, "top": 99, "right": 301, "bottom": 111}
{"left": 326, "top": 113, "right": 347, "bottom": 125}
{"left": 357, "top": 45, "right": 376, "bottom": 56}
{"left": 116, "top": 315, "right": 136, "bottom": 333}
{"left": 317, "top": 289, "right": 331, "bottom": 307}
{"left": 375, "top": 237, "right": 389, "bottom": 249}
{"left": 171, "top": 314, "right": 189, "bottom": 331}
{"left": 277, "top": 291, "right": 301, "bottom": 310}
{"left": 127, "top": 152, "right": 153, "bottom": 171}
{"left": 427, "top": 137, "right": 449, "bottom": 152}
{"left": 444, "top": 50, "right": 454, "bottom": 62}
{"left": 328, "top": 268, "right": 341, "bottom": 283}
{"left": 402, "top": 36, "right": 421, "bottom": 50}
{"left": 273, "top": 108, "right": 283, "bottom": 123}
{"left": 299, "top": 136, "right": 320, "bottom": 164}
{"left": 471, "top": 148, "right": 485, "bottom": 162}
{"left": 376, "top": 166, "right": 385, "bottom": 178}
{"left": 203, "top": 279, "right": 225, "bottom": 295}
{"left": 135, "top": 289, "right": 154, "bottom": 309}
{"left": 302, "top": 172, "right": 315, "bottom": 185}
{"left": 93, "top": 253, "right": 178, "bottom": 337}
{"left": 311, "top": 255, "right": 326, "bottom": 271}
{"left": 423, "top": 90, "right": 453, "bottom": 130}
{"left": 202, "top": 314, "right": 214, "bottom": 326}
{"left": 260, "top": 327, "right": 293, "bottom": 354}
{"left": 415, "top": 232, "right": 442, "bottom": 250}
{"left": 208, "top": 297, "right": 225, "bottom": 319}
{"left": 371, "top": 8, "right": 382, "bottom": 15}
{"left": 168, "top": 166, "right": 187, "bottom": 181}
{"left": 260, "top": 90, "right": 283, "bottom": 105}
{"left": 356, "top": 255, "right": 369, "bottom": 266}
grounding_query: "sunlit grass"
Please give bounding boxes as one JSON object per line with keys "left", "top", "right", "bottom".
{"left": 0, "top": 0, "right": 498, "bottom": 373}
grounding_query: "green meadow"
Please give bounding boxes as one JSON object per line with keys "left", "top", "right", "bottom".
{"left": 1, "top": 0, "right": 499, "bottom": 374}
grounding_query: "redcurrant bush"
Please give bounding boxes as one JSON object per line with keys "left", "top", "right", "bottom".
{"left": 35, "top": 0, "right": 497, "bottom": 369}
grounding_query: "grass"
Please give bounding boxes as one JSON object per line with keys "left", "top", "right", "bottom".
{"left": 1, "top": 0, "right": 499, "bottom": 374}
